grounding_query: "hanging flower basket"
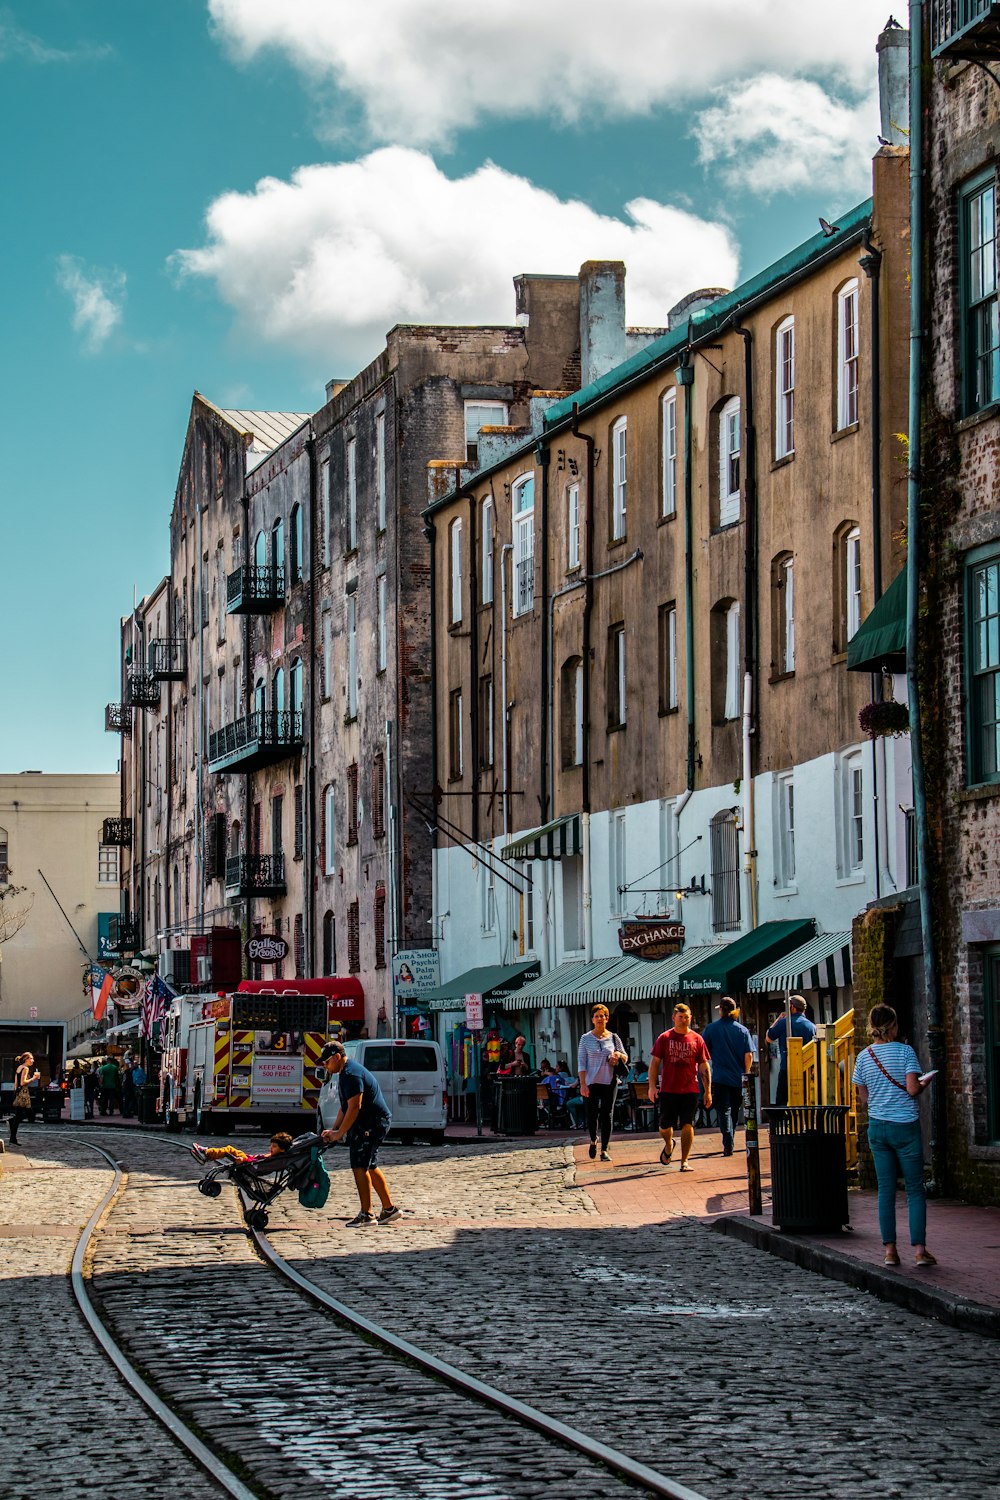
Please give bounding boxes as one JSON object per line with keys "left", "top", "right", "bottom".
{"left": 859, "top": 699, "right": 910, "bottom": 738}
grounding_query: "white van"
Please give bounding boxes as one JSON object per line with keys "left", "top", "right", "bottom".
{"left": 317, "top": 1038, "right": 447, "bottom": 1145}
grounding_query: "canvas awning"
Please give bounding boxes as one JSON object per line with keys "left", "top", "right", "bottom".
{"left": 504, "top": 958, "right": 628, "bottom": 1010}
{"left": 505, "top": 946, "right": 721, "bottom": 1009}
{"left": 744, "top": 931, "right": 852, "bottom": 992}
{"left": 501, "top": 814, "right": 582, "bottom": 862}
{"left": 422, "top": 961, "right": 541, "bottom": 1013}
{"left": 847, "top": 567, "right": 907, "bottom": 672}
{"left": 677, "top": 919, "right": 816, "bottom": 995}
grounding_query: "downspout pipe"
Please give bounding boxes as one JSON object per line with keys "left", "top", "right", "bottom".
{"left": 423, "top": 518, "right": 439, "bottom": 836}
{"left": 306, "top": 427, "right": 317, "bottom": 975}
{"left": 861, "top": 232, "right": 886, "bottom": 899}
{"left": 676, "top": 356, "right": 696, "bottom": 795}
{"left": 735, "top": 326, "right": 759, "bottom": 930}
{"left": 536, "top": 441, "right": 551, "bottom": 826}
{"left": 906, "top": 0, "right": 945, "bottom": 1190}
{"left": 571, "top": 404, "right": 596, "bottom": 961}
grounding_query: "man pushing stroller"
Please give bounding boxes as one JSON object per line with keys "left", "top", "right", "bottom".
{"left": 318, "top": 1040, "right": 400, "bottom": 1228}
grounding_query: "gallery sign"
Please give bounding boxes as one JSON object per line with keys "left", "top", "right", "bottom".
{"left": 617, "top": 919, "right": 685, "bottom": 962}
{"left": 244, "top": 934, "right": 289, "bottom": 966}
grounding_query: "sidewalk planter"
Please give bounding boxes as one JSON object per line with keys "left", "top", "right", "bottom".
{"left": 765, "top": 1105, "right": 849, "bottom": 1232}
{"left": 858, "top": 700, "right": 910, "bottom": 738}
{"left": 493, "top": 1075, "right": 537, "bottom": 1136}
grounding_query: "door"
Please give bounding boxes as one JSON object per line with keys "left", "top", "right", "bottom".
{"left": 391, "top": 1042, "right": 444, "bottom": 1126}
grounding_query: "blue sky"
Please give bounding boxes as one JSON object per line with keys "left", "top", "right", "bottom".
{"left": 1, "top": 0, "right": 891, "bottom": 773}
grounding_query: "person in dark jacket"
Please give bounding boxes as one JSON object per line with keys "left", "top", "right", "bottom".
{"left": 701, "top": 998, "right": 754, "bottom": 1156}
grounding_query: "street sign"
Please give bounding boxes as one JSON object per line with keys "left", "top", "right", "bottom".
{"left": 244, "top": 935, "right": 289, "bottom": 965}
{"left": 464, "top": 992, "right": 484, "bottom": 1031}
{"left": 617, "top": 919, "right": 684, "bottom": 961}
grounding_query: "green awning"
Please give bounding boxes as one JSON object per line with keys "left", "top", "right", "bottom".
{"left": 677, "top": 919, "right": 816, "bottom": 996}
{"left": 502, "top": 814, "right": 582, "bottom": 862}
{"left": 504, "top": 958, "right": 628, "bottom": 1010}
{"left": 422, "top": 960, "right": 541, "bottom": 1012}
{"left": 505, "top": 946, "right": 722, "bottom": 1009}
{"left": 847, "top": 567, "right": 907, "bottom": 672}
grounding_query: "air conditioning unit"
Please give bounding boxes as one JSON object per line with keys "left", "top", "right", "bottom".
{"left": 162, "top": 947, "right": 190, "bottom": 986}
{"left": 196, "top": 955, "right": 212, "bottom": 984}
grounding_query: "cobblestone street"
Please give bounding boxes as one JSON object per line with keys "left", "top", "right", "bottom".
{"left": 1, "top": 1125, "right": 997, "bottom": 1500}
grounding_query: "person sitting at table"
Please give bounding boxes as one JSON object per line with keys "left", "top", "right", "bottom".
{"left": 627, "top": 1057, "right": 649, "bottom": 1083}
{"left": 549, "top": 1063, "right": 587, "bottom": 1129}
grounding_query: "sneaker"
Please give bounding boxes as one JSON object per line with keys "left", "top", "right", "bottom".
{"left": 346, "top": 1211, "right": 377, "bottom": 1228}
{"left": 588, "top": 1142, "right": 597, "bottom": 1159}
{"left": 191, "top": 1143, "right": 207, "bottom": 1164}
{"left": 377, "top": 1205, "right": 401, "bottom": 1224}
{"left": 600, "top": 1150, "right": 612, "bottom": 1162}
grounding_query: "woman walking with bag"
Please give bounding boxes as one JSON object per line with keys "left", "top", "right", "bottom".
{"left": 853, "top": 1005, "right": 937, "bottom": 1268}
{"left": 8, "top": 1051, "right": 40, "bottom": 1145}
{"left": 577, "top": 1005, "right": 628, "bottom": 1163}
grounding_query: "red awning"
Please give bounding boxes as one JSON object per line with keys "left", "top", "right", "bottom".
{"left": 236, "top": 977, "right": 366, "bottom": 1022}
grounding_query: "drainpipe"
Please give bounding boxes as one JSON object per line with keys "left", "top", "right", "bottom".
{"left": 735, "top": 326, "right": 759, "bottom": 930}
{"left": 537, "top": 441, "right": 551, "bottom": 826}
{"left": 861, "top": 233, "right": 886, "bottom": 899}
{"left": 498, "top": 538, "right": 515, "bottom": 958}
{"left": 423, "top": 513, "right": 440, "bottom": 840}
{"left": 571, "top": 404, "right": 596, "bottom": 961}
{"left": 195, "top": 502, "right": 205, "bottom": 936}
{"left": 243, "top": 488, "right": 253, "bottom": 971}
{"left": 906, "top": 0, "right": 945, "bottom": 1190}
{"left": 468, "top": 490, "right": 480, "bottom": 845}
{"left": 306, "top": 427, "right": 317, "bottom": 974}
{"left": 676, "top": 357, "right": 696, "bottom": 796}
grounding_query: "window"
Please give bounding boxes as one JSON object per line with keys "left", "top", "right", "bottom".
{"left": 347, "top": 900, "right": 360, "bottom": 972}
{"left": 775, "top": 316, "right": 795, "bottom": 459}
{"left": 290, "top": 503, "right": 302, "bottom": 584}
{"left": 560, "top": 656, "right": 584, "bottom": 767}
{"left": 962, "top": 175, "right": 1000, "bottom": 415}
{"left": 611, "top": 416, "right": 627, "bottom": 540}
{"left": 271, "top": 517, "right": 284, "bottom": 579}
{"left": 562, "top": 853, "right": 584, "bottom": 952}
{"left": 662, "top": 391, "right": 677, "bottom": 518}
{"left": 481, "top": 862, "right": 496, "bottom": 934}
{"left": 710, "top": 808, "right": 741, "bottom": 933}
{"left": 272, "top": 667, "right": 284, "bottom": 717}
{"left": 321, "top": 457, "right": 331, "bottom": 567}
{"left": 772, "top": 553, "right": 795, "bottom": 677}
{"left": 374, "top": 883, "right": 386, "bottom": 968}
{"left": 567, "top": 482, "right": 581, "bottom": 569}
{"left": 322, "top": 911, "right": 336, "bottom": 977}
{"left": 450, "top": 517, "right": 463, "bottom": 625}
{"left": 371, "top": 752, "right": 385, "bottom": 838}
{"left": 271, "top": 793, "right": 283, "bottom": 857}
{"left": 252, "top": 800, "right": 261, "bottom": 855}
{"left": 346, "top": 437, "right": 358, "bottom": 551}
{"left": 658, "top": 603, "right": 678, "bottom": 714}
{"left": 837, "top": 280, "right": 860, "bottom": 429}
{"left": 775, "top": 773, "right": 795, "bottom": 887}
{"left": 512, "top": 474, "right": 535, "bottom": 616}
{"left": 449, "top": 688, "right": 463, "bottom": 779}
{"left": 465, "top": 400, "right": 508, "bottom": 465}
{"left": 322, "top": 611, "right": 333, "bottom": 699}
{"left": 609, "top": 811, "right": 627, "bottom": 917}
{"left": 294, "top": 913, "right": 304, "bottom": 977}
{"left": 375, "top": 411, "right": 386, "bottom": 531}
{"left": 481, "top": 497, "right": 494, "bottom": 603}
{"left": 324, "top": 784, "right": 336, "bottom": 874}
{"left": 983, "top": 949, "right": 1000, "bottom": 1143}
{"left": 376, "top": 576, "right": 387, "bottom": 673}
{"left": 347, "top": 763, "right": 359, "bottom": 846}
{"left": 833, "top": 524, "right": 862, "bottom": 654}
{"left": 201, "top": 553, "right": 209, "bottom": 628}
{"left": 346, "top": 592, "right": 358, "bottom": 718}
{"left": 294, "top": 784, "right": 304, "bottom": 859}
{"left": 719, "top": 397, "right": 741, "bottom": 526}
{"left": 711, "top": 600, "right": 740, "bottom": 722}
{"left": 216, "top": 545, "right": 226, "bottom": 643}
{"left": 254, "top": 524, "right": 267, "bottom": 572}
{"left": 290, "top": 658, "right": 303, "bottom": 719}
{"left": 967, "top": 551, "right": 1000, "bottom": 784}
{"left": 98, "top": 844, "right": 119, "bottom": 885}
{"left": 846, "top": 756, "right": 864, "bottom": 871}
{"left": 846, "top": 527, "right": 862, "bottom": 641}
{"left": 607, "top": 623, "right": 626, "bottom": 729}
{"left": 478, "top": 675, "right": 494, "bottom": 769}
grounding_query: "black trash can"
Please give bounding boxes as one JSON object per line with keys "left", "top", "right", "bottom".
{"left": 764, "top": 1105, "right": 849, "bottom": 1232}
{"left": 493, "top": 1075, "right": 537, "bottom": 1136}
{"left": 137, "top": 1084, "right": 160, "bottom": 1126}
{"left": 42, "top": 1086, "right": 65, "bottom": 1123}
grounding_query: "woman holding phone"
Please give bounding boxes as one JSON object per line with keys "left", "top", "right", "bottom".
{"left": 853, "top": 1005, "right": 937, "bottom": 1267}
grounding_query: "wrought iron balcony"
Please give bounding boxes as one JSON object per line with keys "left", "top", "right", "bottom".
{"left": 107, "top": 916, "right": 141, "bottom": 954}
{"left": 105, "top": 702, "right": 131, "bottom": 734}
{"left": 208, "top": 709, "right": 304, "bottom": 774}
{"left": 126, "top": 670, "right": 160, "bottom": 709}
{"left": 931, "top": 0, "right": 1000, "bottom": 56}
{"left": 226, "top": 564, "right": 285, "bottom": 615}
{"left": 148, "top": 637, "right": 187, "bottom": 681}
{"left": 102, "top": 817, "right": 133, "bottom": 848}
{"left": 225, "top": 853, "right": 287, "bottom": 899}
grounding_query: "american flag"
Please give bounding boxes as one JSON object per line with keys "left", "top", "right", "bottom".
{"left": 140, "top": 975, "right": 171, "bottom": 1040}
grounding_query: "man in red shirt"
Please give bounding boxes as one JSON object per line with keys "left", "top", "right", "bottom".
{"left": 648, "top": 1003, "right": 712, "bottom": 1172}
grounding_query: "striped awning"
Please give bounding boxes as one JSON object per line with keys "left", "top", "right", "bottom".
{"left": 505, "top": 958, "right": 626, "bottom": 1010}
{"left": 744, "top": 932, "right": 853, "bottom": 993}
{"left": 504, "top": 945, "right": 720, "bottom": 1010}
{"left": 501, "top": 814, "right": 582, "bottom": 862}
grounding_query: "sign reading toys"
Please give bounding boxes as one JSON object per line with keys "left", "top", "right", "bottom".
{"left": 244, "top": 934, "right": 289, "bottom": 966}
{"left": 617, "top": 920, "right": 685, "bottom": 962}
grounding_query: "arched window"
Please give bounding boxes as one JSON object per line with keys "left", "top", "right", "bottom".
{"left": 837, "top": 279, "right": 860, "bottom": 429}
{"left": 290, "top": 658, "right": 303, "bottom": 719}
{"left": 718, "top": 397, "right": 741, "bottom": 527}
{"left": 324, "top": 784, "right": 336, "bottom": 874}
{"left": 271, "top": 516, "right": 284, "bottom": 578}
{"left": 449, "top": 517, "right": 463, "bottom": 625}
{"left": 711, "top": 599, "right": 740, "bottom": 722}
{"left": 512, "top": 474, "right": 535, "bottom": 616}
{"left": 771, "top": 552, "right": 795, "bottom": 677}
{"left": 254, "top": 676, "right": 266, "bottom": 720}
{"left": 272, "top": 667, "right": 285, "bottom": 717}
{"left": 481, "top": 496, "right": 494, "bottom": 604}
{"left": 289, "top": 503, "right": 303, "bottom": 583}
{"left": 774, "top": 315, "right": 795, "bottom": 460}
{"left": 560, "top": 656, "right": 584, "bottom": 768}
{"left": 254, "top": 529, "right": 266, "bottom": 571}
{"left": 322, "top": 910, "right": 337, "bottom": 977}
{"left": 229, "top": 819, "right": 241, "bottom": 858}
{"left": 833, "top": 523, "right": 862, "bottom": 653}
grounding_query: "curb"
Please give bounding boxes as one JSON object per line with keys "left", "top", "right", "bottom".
{"left": 712, "top": 1214, "right": 1000, "bottom": 1340}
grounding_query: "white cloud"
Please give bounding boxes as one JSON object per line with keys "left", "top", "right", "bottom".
{"left": 172, "top": 147, "right": 739, "bottom": 365}
{"left": 694, "top": 75, "right": 879, "bottom": 202}
{"left": 208, "top": 0, "right": 893, "bottom": 145}
{"left": 56, "top": 256, "right": 125, "bottom": 351}
{"left": 0, "top": 10, "right": 111, "bottom": 63}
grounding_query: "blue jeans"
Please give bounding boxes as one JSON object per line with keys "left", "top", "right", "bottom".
{"left": 713, "top": 1082, "right": 743, "bottom": 1150}
{"left": 867, "top": 1117, "right": 926, "bottom": 1246}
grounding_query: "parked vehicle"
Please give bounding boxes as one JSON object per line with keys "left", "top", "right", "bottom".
{"left": 318, "top": 1038, "right": 447, "bottom": 1145}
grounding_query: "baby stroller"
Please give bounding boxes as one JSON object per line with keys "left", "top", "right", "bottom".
{"left": 196, "top": 1131, "right": 329, "bottom": 1229}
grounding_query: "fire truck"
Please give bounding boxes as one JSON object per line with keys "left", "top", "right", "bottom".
{"left": 158, "top": 977, "right": 365, "bottom": 1133}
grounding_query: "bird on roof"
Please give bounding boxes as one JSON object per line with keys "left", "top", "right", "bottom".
{"left": 885, "top": 15, "right": 902, "bottom": 28}
{"left": 878, "top": 135, "right": 892, "bottom": 146}
{"left": 818, "top": 217, "right": 840, "bottom": 238}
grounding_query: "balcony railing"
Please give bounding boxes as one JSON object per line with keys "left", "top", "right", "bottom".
{"left": 105, "top": 702, "right": 131, "bottom": 734}
{"left": 931, "top": 0, "right": 1000, "bottom": 56}
{"left": 126, "top": 670, "right": 160, "bottom": 709}
{"left": 225, "top": 853, "right": 287, "bottom": 899}
{"left": 226, "top": 564, "right": 285, "bottom": 615}
{"left": 148, "top": 637, "right": 188, "bottom": 680}
{"left": 102, "top": 817, "right": 133, "bottom": 848}
{"left": 208, "top": 709, "right": 304, "bottom": 774}
{"left": 108, "top": 916, "right": 141, "bottom": 954}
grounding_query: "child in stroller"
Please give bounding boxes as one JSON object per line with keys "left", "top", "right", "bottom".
{"left": 194, "top": 1131, "right": 328, "bottom": 1228}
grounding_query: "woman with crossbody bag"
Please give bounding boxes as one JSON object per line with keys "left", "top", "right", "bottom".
{"left": 852, "top": 1006, "right": 936, "bottom": 1268}
{"left": 9, "top": 1051, "right": 40, "bottom": 1146}
{"left": 577, "top": 1005, "right": 628, "bottom": 1163}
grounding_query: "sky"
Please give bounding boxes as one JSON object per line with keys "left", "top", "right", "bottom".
{"left": 0, "top": 0, "right": 894, "bottom": 774}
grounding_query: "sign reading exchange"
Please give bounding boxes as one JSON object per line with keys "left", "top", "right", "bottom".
{"left": 244, "top": 934, "right": 289, "bottom": 966}
{"left": 617, "top": 920, "right": 685, "bottom": 962}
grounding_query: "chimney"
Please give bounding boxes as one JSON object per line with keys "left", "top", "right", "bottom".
{"left": 579, "top": 262, "right": 627, "bottom": 387}
{"left": 877, "top": 19, "right": 908, "bottom": 147}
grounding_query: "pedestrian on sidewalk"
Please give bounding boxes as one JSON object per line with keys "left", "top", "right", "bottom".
{"left": 578, "top": 1005, "right": 628, "bottom": 1163}
{"left": 702, "top": 998, "right": 753, "bottom": 1156}
{"left": 318, "top": 1040, "right": 400, "bottom": 1228}
{"left": 98, "top": 1055, "right": 120, "bottom": 1116}
{"left": 8, "top": 1052, "right": 40, "bottom": 1144}
{"left": 648, "top": 1005, "right": 712, "bottom": 1172}
{"left": 853, "top": 1004, "right": 937, "bottom": 1268}
{"left": 766, "top": 996, "right": 816, "bottom": 1105}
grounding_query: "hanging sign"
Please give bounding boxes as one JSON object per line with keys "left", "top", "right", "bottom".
{"left": 617, "top": 919, "right": 685, "bottom": 962}
{"left": 244, "top": 935, "right": 289, "bottom": 965}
